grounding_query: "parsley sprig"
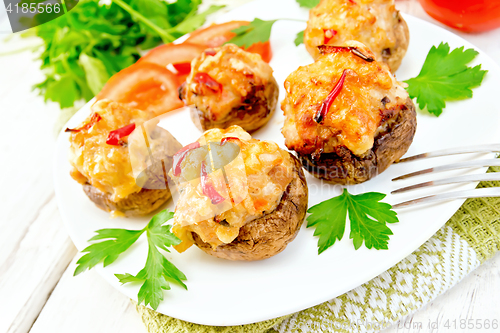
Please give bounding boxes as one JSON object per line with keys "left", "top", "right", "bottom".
{"left": 307, "top": 189, "right": 399, "bottom": 254}
{"left": 74, "top": 210, "right": 186, "bottom": 310}
{"left": 404, "top": 42, "right": 487, "bottom": 116}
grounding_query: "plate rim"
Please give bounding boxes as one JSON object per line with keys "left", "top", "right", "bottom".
{"left": 53, "top": 2, "right": 500, "bottom": 326}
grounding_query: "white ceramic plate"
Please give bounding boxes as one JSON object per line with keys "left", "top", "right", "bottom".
{"left": 54, "top": 0, "right": 500, "bottom": 326}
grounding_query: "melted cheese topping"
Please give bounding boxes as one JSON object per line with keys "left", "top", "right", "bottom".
{"left": 281, "top": 41, "right": 408, "bottom": 156}
{"left": 68, "top": 100, "right": 150, "bottom": 201}
{"left": 304, "top": 0, "right": 401, "bottom": 61}
{"left": 171, "top": 126, "right": 294, "bottom": 251}
{"left": 183, "top": 44, "right": 275, "bottom": 121}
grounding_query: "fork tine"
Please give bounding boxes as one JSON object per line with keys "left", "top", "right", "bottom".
{"left": 392, "top": 159, "right": 500, "bottom": 181}
{"left": 392, "top": 188, "right": 500, "bottom": 209}
{"left": 392, "top": 173, "right": 500, "bottom": 194}
{"left": 396, "top": 144, "right": 500, "bottom": 163}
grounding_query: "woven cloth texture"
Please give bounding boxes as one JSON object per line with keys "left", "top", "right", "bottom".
{"left": 137, "top": 168, "right": 500, "bottom": 333}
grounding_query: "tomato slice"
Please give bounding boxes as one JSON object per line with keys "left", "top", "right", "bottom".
{"left": 185, "top": 21, "right": 273, "bottom": 63}
{"left": 138, "top": 43, "right": 205, "bottom": 82}
{"left": 245, "top": 41, "right": 273, "bottom": 63}
{"left": 185, "top": 21, "right": 249, "bottom": 48}
{"left": 96, "top": 63, "right": 184, "bottom": 116}
{"left": 139, "top": 43, "right": 205, "bottom": 67}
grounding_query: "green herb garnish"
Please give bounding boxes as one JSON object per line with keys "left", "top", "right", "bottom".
{"left": 228, "top": 17, "right": 306, "bottom": 49}
{"left": 291, "top": 0, "right": 323, "bottom": 46}
{"left": 307, "top": 189, "right": 398, "bottom": 254}
{"left": 74, "top": 210, "right": 186, "bottom": 310}
{"left": 296, "top": 0, "right": 320, "bottom": 9}
{"left": 404, "top": 42, "right": 487, "bottom": 116}
{"left": 22, "top": 0, "right": 223, "bottom": 109}
{"left": 228, "top": 18, "right": 277, "bottom": 48}
{"left": 294, "top": 30, "right": 304, "bottom": 46}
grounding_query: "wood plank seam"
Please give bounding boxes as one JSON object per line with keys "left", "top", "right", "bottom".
{"left": 0, "top": 192, "right": 55, "bottom": 278}
{"left": 24, "top": 256, "right": 75, "bottom": 333}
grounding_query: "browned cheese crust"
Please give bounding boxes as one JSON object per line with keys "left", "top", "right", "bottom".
{"left": 192, "top": 154, "right": 308, "bottom": 260}
{"left": 68, "top": 100, "right": 182, "bottom": 216}
{"left": 187, "top": 77, "right": 279, "bottom": 133}
{"left": 297, "top": 97, "right": 416, "bottom": 184}
{"left": 180, "top": 44, "right": 279, "bottom": 132}
{"left": 304, "top": 0, "right": 409, "bottom": 72}
{"left": 281, "top": 42, "right": 417, "bottom": 184}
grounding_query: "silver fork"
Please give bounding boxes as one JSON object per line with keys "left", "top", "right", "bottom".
{"left": 391, "top": 144, "right": 500, "bottom": 209}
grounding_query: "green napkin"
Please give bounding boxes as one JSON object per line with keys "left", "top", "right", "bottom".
{"left": 137, "top": 168, "right": 500, "bottom": 332}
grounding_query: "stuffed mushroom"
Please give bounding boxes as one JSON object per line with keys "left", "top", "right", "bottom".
{"left": 281, "top": 41, "right": 416, "bottom": 184}
{"left": 170, "top": 125, "right": 308, "bottom": 261}
{"left": 179, "top": 44, "right": 279, "bottom": 132}
{"left": 67, "top": 100, "right": 181, "bottom": 216}
{"left": 304, "top": 0, "right": 409, "bottom": 72}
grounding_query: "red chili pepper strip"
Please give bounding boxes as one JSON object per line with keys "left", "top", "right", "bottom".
{"left": 200, "top": 161, "right": 225, "bottom": 205}
{"left": 65, "top": 113, "right": 101, "bottom": 133}
{"left": 314, "top": 70, "right": 348, "bottom": 124}
{"left": 106, "top": 123, "right": 136, "bottom": 146}
{"left": 323, "top": 29, "right": 337, "bottom": 44}
{"left": 220, "top": 137, "right": 241, "bottom": 145}
{"left": 194, "top": 72, "right": 222, "bottom": 92}
{"left": 318, "top": 45, "right": 351, "bottom": 55}
{"left": 205, "top": 49, "right": 217, "bottom": 56}
{"left": 172, "top": 62, "right": 192, "bottom": 75}
{"left": 172, "top": 141, "right": 201, "bottom": 177}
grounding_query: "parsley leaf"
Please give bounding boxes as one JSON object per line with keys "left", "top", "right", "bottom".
{"left": 294, "top": 30, "right": 304, "bottom": 46}
{"left": 74, "top": 228, "right": 144, "bottom": 276}
{"left": 307, "top": 189, "right": 398, "bottom": 253}
{"left": 44, "top": 75, "right": 80, "bottom": 109}
{"left": 228, "top": 18, "right": 277, "bottom": 48}
{"left": 116, "top": 240, "right": 186, "bottom": 310}
{"left": 404, "top": 42, "right": 487, "bottom": 116}
{"left": 74, "top": 210, "right": 186, "bottom": 310}
{"left": 306, "top": 193, "right": 347, "bottom": 254}
{"left": 173, "top": 5, "right": 225, "bottom": 36}
{"left": 296, "top": 0, "right": 320, "bottom": 8}
{"left": 146, "top": 210, "right": 182, "bottom": 252}
{"left": 116, "top": 211, "right": 186, "bottom": 310}
{"left": 129, "top": 0, "right": 172, "bottom": 31}
{"left": 166, "top": 0, "right": 201, "bottom": 26}
{"left": 118, "top": 246, "right": 172, "bottom": 311}
{"left": 79, "top": 54, "right": 110, "bottom": 95}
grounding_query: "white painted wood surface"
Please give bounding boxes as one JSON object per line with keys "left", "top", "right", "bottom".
{"left": 0, "top": 1, "right": 499, "bottom": 332}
